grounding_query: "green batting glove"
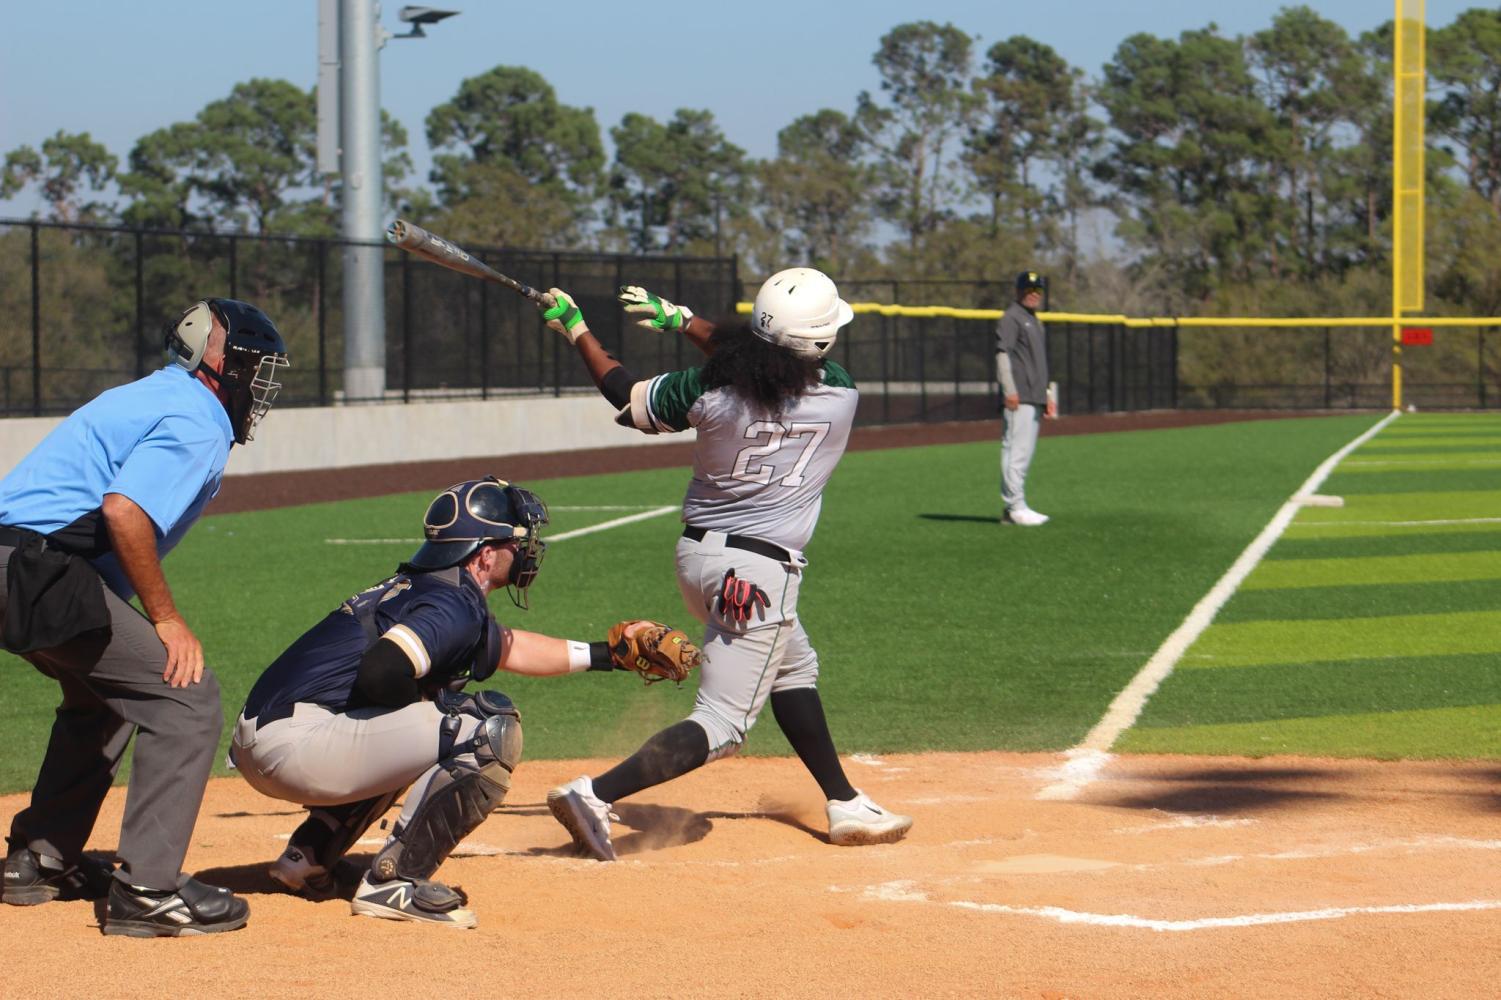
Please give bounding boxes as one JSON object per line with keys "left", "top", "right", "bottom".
{"left": 618, "top": 285, "right": 694, "bottom": 333}
{"left": 541, "top": 287, "right": 588, "bottom": 344}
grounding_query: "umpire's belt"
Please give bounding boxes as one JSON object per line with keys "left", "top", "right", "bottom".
{"left": 682, "top": 525, "right": 792, "bottom": 563}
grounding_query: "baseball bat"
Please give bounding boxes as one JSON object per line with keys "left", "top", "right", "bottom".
{"left": 385, "top": 219, "right": 550, "bottom": 305}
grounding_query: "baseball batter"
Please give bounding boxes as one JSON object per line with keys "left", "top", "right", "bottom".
{"left": 534, "top": 270, "right": 912, "bottom": 861}
{"left": 996, "top": 270, "right": 1056, "bottom": 525}
{"left": 231, "top": 477, "right": 698, "bottom": 927}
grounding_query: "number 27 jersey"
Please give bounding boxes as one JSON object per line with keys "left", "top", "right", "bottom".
{"left": 624, "top": 362, "right": 856, "bottom": 552}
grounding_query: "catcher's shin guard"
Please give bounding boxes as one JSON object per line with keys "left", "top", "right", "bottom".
{"left": 292, "top": 790, "right": 403, "bottom": 872}
{"left": 371, "top": 695, "right": 522, "bottom": 883}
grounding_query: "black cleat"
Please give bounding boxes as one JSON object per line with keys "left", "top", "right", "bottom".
{"left": 3, "top": 844, "right": 115, "bottom": 906}
{"left": 102, "top": 875, "right": 250, "bottom": 937}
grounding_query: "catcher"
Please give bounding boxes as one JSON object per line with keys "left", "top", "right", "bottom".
{"left": 229, "top": 476, "right": 697, "bottom": 928}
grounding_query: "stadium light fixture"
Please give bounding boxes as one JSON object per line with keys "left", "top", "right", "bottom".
{"left": 392, "top": 6, "right": 460, "bottom": 38}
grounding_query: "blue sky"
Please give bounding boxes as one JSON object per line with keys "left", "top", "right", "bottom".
{"left": 0, "top": 1, "right": 1478, "bottom": 217}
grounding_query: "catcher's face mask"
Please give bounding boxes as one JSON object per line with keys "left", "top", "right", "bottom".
{"left": 501, "top": 485, "right": 549, "bottom": 608}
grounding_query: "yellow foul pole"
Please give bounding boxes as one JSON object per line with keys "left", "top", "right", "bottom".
{"left": 1393, "top": 0, "right": 1426, "bottom": 410}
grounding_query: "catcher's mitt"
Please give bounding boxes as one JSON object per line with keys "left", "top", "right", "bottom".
{"left": 608, "top": 620, "right": 701, "bottom": 685}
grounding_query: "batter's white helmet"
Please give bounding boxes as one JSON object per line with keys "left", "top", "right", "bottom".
{"left": 748, "top": 268, "right": 854, "bottom": 360}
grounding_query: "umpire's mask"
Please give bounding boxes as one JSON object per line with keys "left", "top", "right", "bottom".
{"left": 167, "top": 298, "right": 290, "bottom": 444}
{"left": 401, "top": 477, "right": 550, "bottom": 608}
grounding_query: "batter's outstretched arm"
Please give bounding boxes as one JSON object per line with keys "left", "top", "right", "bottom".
{"left": 538, "top": 288, "right": 640, "bottom": 409}
{"left": 680, "top": 314, "right": 716, "bottom": 356}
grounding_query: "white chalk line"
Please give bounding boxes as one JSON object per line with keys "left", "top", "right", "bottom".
{"left": 1286, "top": 516, "right": 1501, "bottom": 528}
{"left": 950, "top": 897, "right": 1501, "bottom": 932}
{"left": 845, "top": 881, "right": 1501, "bottom": 932}
{"left": 325, "top": 504, "right": 678, "bottom": 546}
{"left": 545, "top": 505, "right": 677, "bottom": 541}
{"left": 1173, "top": 836, "right": 1501, "bottom": 869}
{"left": 1114, "top": 814, "right": 1258, "bottom": 834}
{"left": 1037, "top": 410, "right": 1402, "bottom": 801}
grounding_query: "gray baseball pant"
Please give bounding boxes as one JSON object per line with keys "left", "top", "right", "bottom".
{"left": 675, "top": 531, "right": 821, "bottom": 760}
{"left": 1001, "top": 403, "right": 1042, "bottom": 511}
{"left": 0, "top": 543, "right": 223, "bottom": 892}
{"left": 232, "top": 701, "right": 481, "bottom": 832}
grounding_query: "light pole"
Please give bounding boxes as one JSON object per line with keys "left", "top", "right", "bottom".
{"left": 319, "top": 2, "right": 458, "bottom": 403}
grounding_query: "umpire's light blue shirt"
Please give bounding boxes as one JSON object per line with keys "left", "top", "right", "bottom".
{"left": 0, "top": 366, "right": 233, "bottom": 598}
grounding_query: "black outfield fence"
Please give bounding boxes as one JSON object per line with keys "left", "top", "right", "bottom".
{"left": 3, "top": 220, "right": 1495, "bottom": 423}
{"left": 0, "top": 219, "right": 737, "bottom": 417}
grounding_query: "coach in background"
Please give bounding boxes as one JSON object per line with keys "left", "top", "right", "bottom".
{"left": 0, "top": 299, "right": 288, "bottom": 937}
{"left": 997, "top": 271, "right": 1057, "bottom": 526}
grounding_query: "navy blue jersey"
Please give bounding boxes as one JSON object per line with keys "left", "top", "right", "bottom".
{"left": 244, "top": 566, "right": 507, "bottom": 716}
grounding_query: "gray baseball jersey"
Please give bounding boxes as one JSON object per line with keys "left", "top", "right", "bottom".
{"left": 625, "top": 362, "right": 857, "bottom": 552}
{"left": 996, "top": 302, "right": 1049, "bottom": 405}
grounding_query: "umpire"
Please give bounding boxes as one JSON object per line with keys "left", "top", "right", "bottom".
{"left": 0, "top": 298, "right": 288, "bottom": 937}
{"left": 996, "top": 270, "right": 1056, "bottom": 526}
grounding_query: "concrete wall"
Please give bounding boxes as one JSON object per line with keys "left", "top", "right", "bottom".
{"left": 0, "top": 395, "right": 691, "bottom": 476}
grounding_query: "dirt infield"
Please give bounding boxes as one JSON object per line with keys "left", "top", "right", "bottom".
{"left": 1, "top": 753, "right": 1497, "bottom": 998}
{"left": 212, "top": 409, "right": 1345, "bottom": 513}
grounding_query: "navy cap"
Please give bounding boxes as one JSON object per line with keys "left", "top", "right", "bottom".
{"left": 1015, "top": 271, "right": 1047, "bottom": 293}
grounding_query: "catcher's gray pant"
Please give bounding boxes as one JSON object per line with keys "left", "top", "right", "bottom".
{"left": 0, "top": 543, "right": 223, "bottom": 892}
{"left": 1001, "top": 403, "right": 1042, "bottom": 511}
{"left": 676, "top": 530, "right": 821, "bottom": 760}
{"left": 232, "top": 701, "right": 482, "bottom": 831}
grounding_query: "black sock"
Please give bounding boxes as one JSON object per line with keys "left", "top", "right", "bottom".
{"left": 771, "top": 687, "right": 856, "bottom": 802}
{"left": 592, "top": 721, "right": 710, "bottom": 804}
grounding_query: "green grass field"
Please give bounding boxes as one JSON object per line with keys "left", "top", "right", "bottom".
{"left": 1122, "top": 412, "right": 1501, "bottom": 758}
{"left": 2, "top": 412, "right": 1496, "bottom": 793}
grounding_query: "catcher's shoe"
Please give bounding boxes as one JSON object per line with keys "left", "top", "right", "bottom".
{"left": 827, "top": 791, "right": 913, "bottom": 847}
{"left": 103, "top": 875, "right": 250, "bottom": 937}
{"left": 268, "top": 845, "right": 362, "bottom": 901}
{"left": 547, "top": 776, "right": 618, "bottom": 861}
{"left": 351, "top": 873, "right": 476, "bottom": 929}
{"left": 3, "top": 844, "right": 115, "bottom": 906}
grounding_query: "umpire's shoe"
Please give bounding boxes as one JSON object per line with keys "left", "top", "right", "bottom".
{"left": 103, "top": 875, "right": 250, "bottom": 937}
{"left": 3, "top": 843, "right": 115, "bottom": 906}
{"left": 351, "top": 873, "right": 477, "bottom": 928}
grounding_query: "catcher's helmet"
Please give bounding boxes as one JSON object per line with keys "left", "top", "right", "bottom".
{"left": 1015, "top": 271, "right": 1047, "bottom": 294}
{"left": 165, "top": 298, "right": 290, "bottom": 444}
{"left": 402, "top": 477, "right": 550, "bottom": 607}
{"left": 749, "top": 268, "right": 854, "bottom": 360}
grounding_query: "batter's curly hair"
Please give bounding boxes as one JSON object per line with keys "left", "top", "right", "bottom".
{"left": 700, "top": 322, "right": 822, "bottom": 413}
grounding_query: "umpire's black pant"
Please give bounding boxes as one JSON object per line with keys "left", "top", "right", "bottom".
{"left": 0, "top": 544, "right": 222, "bottom": 892}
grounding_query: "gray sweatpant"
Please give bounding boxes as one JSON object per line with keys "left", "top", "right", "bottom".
{"left": 0, "top": 543, "right": 223, "bottom": 891}
{"left": 1001, "top": 403, "right": 1042, "bottom": 511}
{"left": 232, "top": 701, "right": 480, "bottom": 832}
